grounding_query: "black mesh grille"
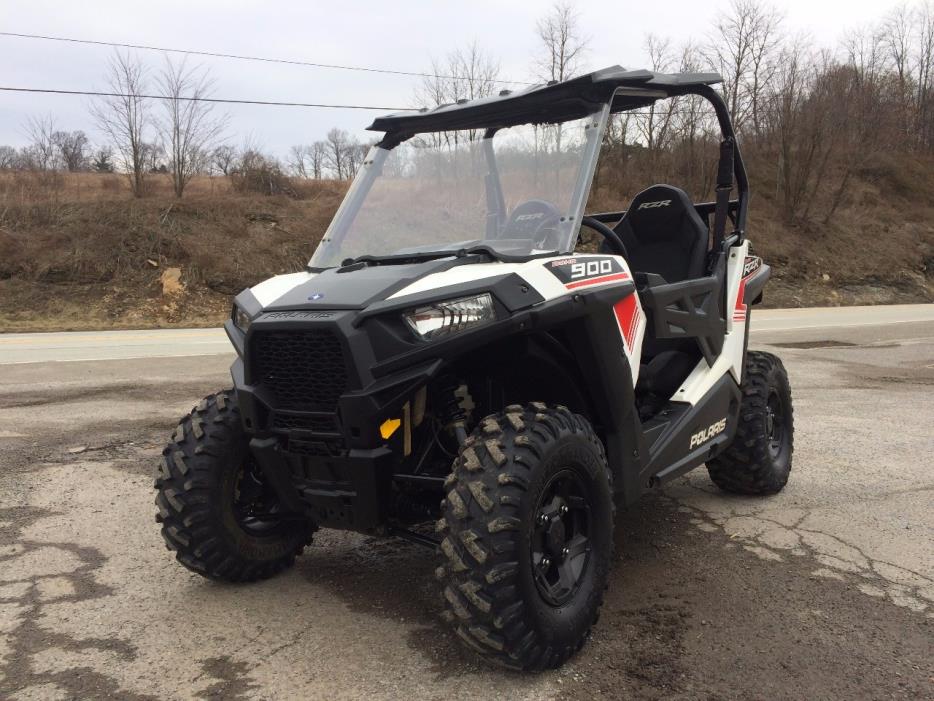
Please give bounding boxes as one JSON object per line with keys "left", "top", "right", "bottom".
{"left": 286, "top": 438, "right": 341, "bottom": 457}
{"left": 250, "top": 329, "right": 348, "bottom": 412}
{"left": 272, "top": 412, "right": 338, "bottom": 433}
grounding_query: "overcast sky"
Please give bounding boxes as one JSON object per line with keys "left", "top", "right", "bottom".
{"left": 1, "top": 0, "right": 905, "bottom": 156}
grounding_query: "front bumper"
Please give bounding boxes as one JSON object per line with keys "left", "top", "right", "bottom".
{"left": 249, "top": 435, "right": 395, "bottom": 530}
{"left": 228, "top": 308, "right": 441, "bottom": 530}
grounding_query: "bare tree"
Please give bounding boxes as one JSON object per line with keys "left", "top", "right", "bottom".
{"left": 91, "top": 51, "right": 150, "bottom": 196}
{"left": 288, "top": 145, "right": 309, "bottom": 178}
{"left": 915, "top": 1, "right": 934, "bottom": 147}
{"left": 142, "top": 142, "right": 166, "bottom": 172}
{"left": 883, "top": 4, "right": 913, "bottom": 91}
{"left": 343, "top": 141, "right": 369, "bottom": 179}
{"left": 415, "top": 42, "right": 501, "bottom": 147}
{"left": 705, "top": 0, "right": 783, "bottom": 134}
{"left": 881, "top": 3, "right": 915, "bottom": 137}
{"left": 636, "top": 35, "right": 678, "bottom": 151}
{"left": 534, "top": 2, "right": 588, "bottom": 83}
{"left": 843, "top": 24, "right": 888, "bottom": 83}
{"left": 156, "top": 56, "right": 228, "bottom": 197}
{"left": 211, "top": 144, "right": 237, "bottom": 176}
{"left": 53, "top": 130, "right": 90, "bottom": 171}
{"left": 292, "top": 141, "right": 338, "bottom": 179}
{"left": 532, "top": 3, "right": 589, "bottom": 154}
{"left": 23, "top": 115, "right": 59, "bottom": 171}
{"left": 324, "top": 128, "right": 351, "bottom": 179}
{"left": 309, "top": 141, "right": 327, "bottom": 178}
{"left": 0, "top": 145, "right": 16, "bottom": 169}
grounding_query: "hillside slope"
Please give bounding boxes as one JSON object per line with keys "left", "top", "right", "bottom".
{"left": 0, "top": 172, "right": 930, "bottom": 332}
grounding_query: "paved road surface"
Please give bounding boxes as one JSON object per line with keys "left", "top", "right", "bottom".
{"left": 3, "top": 304, "right": 933, "bottom": 365}
{"left": 0, "top": 306, "right": 932, "bottom": 699}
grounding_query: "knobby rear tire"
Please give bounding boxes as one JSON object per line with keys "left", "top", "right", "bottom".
{"left": 707, "top": 351, "right": 794, "bottom": 495}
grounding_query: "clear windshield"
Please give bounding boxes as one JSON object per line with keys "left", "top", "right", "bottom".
{"left": 309, "top": 111, "right": 605, "bottom": 267}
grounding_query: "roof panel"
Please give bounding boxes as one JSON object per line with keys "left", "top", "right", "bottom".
{"left": 367, "top": 66, "right": 722, "bottom": 135}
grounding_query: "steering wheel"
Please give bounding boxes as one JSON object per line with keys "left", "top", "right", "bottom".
{"left": 500, "top": 200, "right": 562, "bottom": 250}
{"left": 580, "top": 216, "right": 629, "bottom": 260}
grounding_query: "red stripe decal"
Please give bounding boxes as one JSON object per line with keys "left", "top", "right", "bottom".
{"left": 613, "top": 293, "right": 640, "bottom": 352}
{"left": 565, "top": 272, "right": 630, "bottom": 290}
{"left": 628, "top": 305, "right": 641, "bottom": 344}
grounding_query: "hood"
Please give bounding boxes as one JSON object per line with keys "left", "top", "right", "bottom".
{"left": 261, "top": 257, "right": 474, "bottom": 312}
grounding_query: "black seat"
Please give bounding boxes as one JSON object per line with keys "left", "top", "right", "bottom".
{"left": 614, "top": 184, "right": 708, "bottom": 283}
{"left": 610, "top": 185, "right": 711, "bottom": 404}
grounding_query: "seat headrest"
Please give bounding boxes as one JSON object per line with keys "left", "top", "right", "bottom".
{"left": 623, "top": 185, "right": 702, "bottom": 243}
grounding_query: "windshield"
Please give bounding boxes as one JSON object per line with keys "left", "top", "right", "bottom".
{"left": 309, "top": 111, "right": 606, "bottom": 267}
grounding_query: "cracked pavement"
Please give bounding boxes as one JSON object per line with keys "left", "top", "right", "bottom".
{"left": 0, "top": 309, "right": 932, "bottom": 699}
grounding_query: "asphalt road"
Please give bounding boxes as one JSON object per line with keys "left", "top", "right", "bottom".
{"left": 2, "top": 304, "right": 932, "bottom": 366}
{"left": 0, "top": 305, "right": 932, "bottom": 699}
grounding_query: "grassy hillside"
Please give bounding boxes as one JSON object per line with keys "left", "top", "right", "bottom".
{"left": 0, "top": 168, "right": 931, "bottom": 332}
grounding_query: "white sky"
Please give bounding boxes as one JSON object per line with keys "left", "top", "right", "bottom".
{"left": 1, "top": 0, "right": 904, "bottom": 156}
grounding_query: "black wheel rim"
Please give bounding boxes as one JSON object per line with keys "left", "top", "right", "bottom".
{"left": 232, "top": 459, "right": 283, "bottom": 536}
{"left": 766, "top": 390, "right": 787, "bottom": 460}
{"left": 530, "top": 469, "right": 592, "bottom": 607}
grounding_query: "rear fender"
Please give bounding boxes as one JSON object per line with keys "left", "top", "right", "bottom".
{"left": 743, "top": 257, "right": 771, "bottom": 305}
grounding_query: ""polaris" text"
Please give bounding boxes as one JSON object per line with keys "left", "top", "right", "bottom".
{"left": 689, "top": 418, "right": 727, "bottom": 448}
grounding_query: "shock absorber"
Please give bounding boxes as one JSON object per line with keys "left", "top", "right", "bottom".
{"left": 437, "top": 376, "right": 468, "bottom": 445}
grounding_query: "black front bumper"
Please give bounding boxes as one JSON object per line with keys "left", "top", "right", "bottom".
{"left": 227, "top": 310, "right": 440, "bottom": 531}
{"left": 249, "top": 435, "right": 395, "bottom": 530}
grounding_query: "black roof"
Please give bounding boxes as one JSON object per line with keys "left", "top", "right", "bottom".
{"left": 367, "top": 66, "right": 722, "bottom": 134}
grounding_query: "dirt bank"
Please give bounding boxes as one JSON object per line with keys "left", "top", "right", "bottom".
{"left": 0, "top": 172, "right": 930, "bottom": 332}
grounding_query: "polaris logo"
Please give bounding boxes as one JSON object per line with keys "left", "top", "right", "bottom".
{"left": 689, "top": 418, "right": 727, "bottom": 449}
{"left": 263, "top": 310, "right": 335, "bottom": 320}
{"left": 515, "top": 212, "right": 546, "bottom": 221}
{"left": 637, "top": 200, "right": 671, "bottom": 210}
{"left": 743, "top": 256, "right": 762, "bottom": 277}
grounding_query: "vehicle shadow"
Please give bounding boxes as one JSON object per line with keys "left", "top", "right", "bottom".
{"left": 294, "top": 492, "right": 687, "bottom": 684}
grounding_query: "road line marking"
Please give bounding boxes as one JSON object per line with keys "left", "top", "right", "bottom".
{"left": 0, "top": 331, "right": 223, "bottom": 345}
{"left": 751, "top": 319, "right": 933, "bottom": 331}
{"left": 0, "top": 351, "right": 233, "bottom": 365}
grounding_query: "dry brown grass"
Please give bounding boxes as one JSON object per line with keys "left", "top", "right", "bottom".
{"left": 0, "top": 172, "right": 347, "bottom": 330}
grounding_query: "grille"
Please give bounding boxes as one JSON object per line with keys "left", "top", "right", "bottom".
{"left": 272, "top": 412, "right": 338, "bottom": 433}
{"left": 286, "top": 437, "right": 344, "bottom": 457}
{"left": 250, "top": 329, "right": 349, "bottom": 412}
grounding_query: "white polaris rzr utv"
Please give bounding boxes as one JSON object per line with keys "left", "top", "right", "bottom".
{"left": 155, "top": 66, "right": 793, "bottom": 670}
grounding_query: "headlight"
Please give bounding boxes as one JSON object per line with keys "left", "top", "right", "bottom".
{"left": 403, "top": 293, "right": 495, "bottom": 340}
{"left": 233, "top": 305, "right": 252, "bottom": 333}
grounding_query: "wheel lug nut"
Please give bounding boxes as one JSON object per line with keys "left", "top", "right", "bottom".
{"left": 540, "top": 556, "right": 551, "bottom": 569}
{"left": 538, "top": 513, "right": 548, "bottom": 525}
{"left": 561, "top": 546, "right": 570, "bottom": 560}
{"left": 559, "top": 504, "right": 568, "bottom": 516}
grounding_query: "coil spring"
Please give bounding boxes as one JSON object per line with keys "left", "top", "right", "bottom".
{"left": 437, "top": 376, "right": 466, "bottom": 428}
